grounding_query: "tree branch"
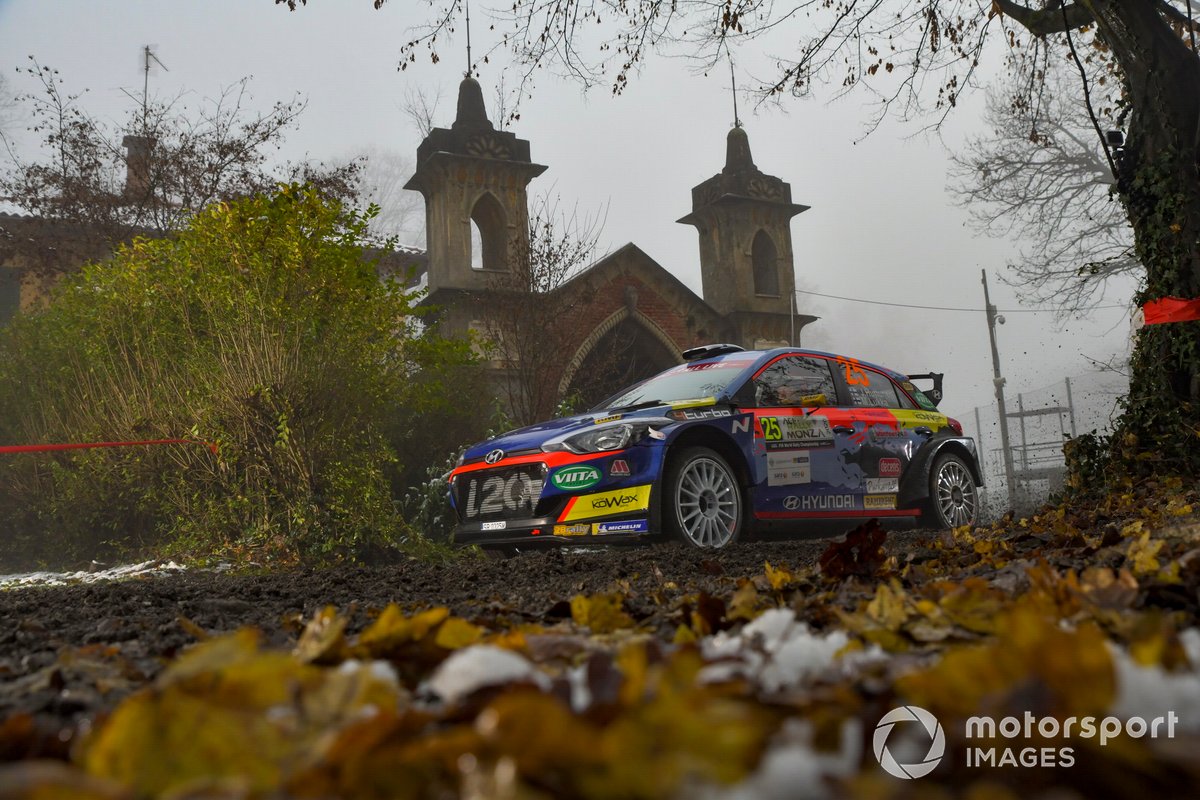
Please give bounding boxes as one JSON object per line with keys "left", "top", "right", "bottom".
{"left": 992, "top": 0, "right": 1093, "bottom": 36}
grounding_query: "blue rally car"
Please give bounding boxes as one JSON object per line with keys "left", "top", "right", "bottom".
{"left": 448, "top": 344, "right": 982, "bottom": 550}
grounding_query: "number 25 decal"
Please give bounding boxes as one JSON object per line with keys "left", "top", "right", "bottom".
{"left": 837, "top": 356, "right": 869, "bottom": 386}
{"left": 760, "top": 416, "right": 782, "bottom": 441}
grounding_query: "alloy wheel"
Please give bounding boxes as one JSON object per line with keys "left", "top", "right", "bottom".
{"left": 675, "top": 455, "right": 740, "bottom": 548}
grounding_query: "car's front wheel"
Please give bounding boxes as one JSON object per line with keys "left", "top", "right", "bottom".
{"left": 663, "top": 447, "right": 744, "bottom": 549}
{"left": 926, "top": 452, "right": 978, "bottom": 529}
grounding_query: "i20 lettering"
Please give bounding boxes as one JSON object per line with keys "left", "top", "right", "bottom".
{"left": 463, "top": 473, "right": 542, "bottom": 518}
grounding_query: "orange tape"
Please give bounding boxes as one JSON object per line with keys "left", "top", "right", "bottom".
{"left": 1143, "top": 297, "right": 1200, "bottom": 325}
{"left": 0, "top": 439, "right": 218, "bottom": 455}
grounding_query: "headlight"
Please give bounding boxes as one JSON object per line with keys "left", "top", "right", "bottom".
{"left": 542, "top": 420, "right": 669, "bottom": 454}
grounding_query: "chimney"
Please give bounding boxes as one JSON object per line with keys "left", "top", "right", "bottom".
{"left": 121, "top": 135, "right": 156, "bottom": 199}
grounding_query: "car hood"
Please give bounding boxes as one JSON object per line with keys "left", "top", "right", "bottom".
{"left": 461, "top": 406, "right": 676, "bottom": 462}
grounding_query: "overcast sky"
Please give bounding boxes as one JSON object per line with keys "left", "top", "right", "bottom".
{"left": 0, "top": 0, "right": 1137, "bottom": 428}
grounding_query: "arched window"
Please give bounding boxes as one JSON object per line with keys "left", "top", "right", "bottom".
{"left": 752, "top": 231, "right": 779, "bottom": 296}
{"left": 469, "top": 193, "right": 507, "bottom": 271}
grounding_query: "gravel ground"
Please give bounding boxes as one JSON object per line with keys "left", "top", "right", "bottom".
{"left": 0, "top": 530, "right": 930, "bottom": 733}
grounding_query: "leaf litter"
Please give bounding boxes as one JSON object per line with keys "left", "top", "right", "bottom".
{"left": 1, "top": 481, "right": 1200, "bottom": 797}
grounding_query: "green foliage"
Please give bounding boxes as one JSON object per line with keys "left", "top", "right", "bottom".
{"left": 0, "top": 186, "right": 490, "bottom": 568}
{"left": 1065, "top": 148, "right": 1200, "bottom": 491}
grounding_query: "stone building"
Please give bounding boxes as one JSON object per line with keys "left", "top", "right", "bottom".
{"left": 2, "top": 76, "right": 820, "bottom": 415}
{"left": 404, "top": 76, "right": 818, "bottom": 411}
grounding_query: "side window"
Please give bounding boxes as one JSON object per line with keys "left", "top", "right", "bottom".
{"left": 845, "top": 366, "right": 902, "bottom": 408}
{"left": 892, "top": 384, "right": 918, "bottom": 409}
{"left": 753, "top": 356, "right": 836, "bottom": 407}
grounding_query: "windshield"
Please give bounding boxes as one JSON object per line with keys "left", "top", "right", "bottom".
{"left": 594, "top": 360, "right": 749, "bottom": 410}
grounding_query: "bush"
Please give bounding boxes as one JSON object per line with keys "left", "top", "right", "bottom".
{"left": 0, "top": 186, "right": 490, "bottom": 568}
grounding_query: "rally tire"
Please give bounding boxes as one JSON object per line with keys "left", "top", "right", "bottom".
{"left": 663, "top": 447, "right": 744, "bottom": 550}
{"left": 925, "top": 452, "right": 979, "bottom": 530}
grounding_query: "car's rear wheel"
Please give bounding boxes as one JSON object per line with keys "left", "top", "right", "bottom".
{"left": 664, "top": 447, "right": 744, "bottom": 549}
{"left": 926, "top": 452, "right": 978, "bottom": 529}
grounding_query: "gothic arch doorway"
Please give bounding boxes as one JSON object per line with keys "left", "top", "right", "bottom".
{"left": 469, "top": 193, "right": 507, "bottom": 271}
{"left": 562, "top": 311, "right": 680, "bottom": 408}
{"left": 752, "top": 230, "right": 779, "bottom": 296}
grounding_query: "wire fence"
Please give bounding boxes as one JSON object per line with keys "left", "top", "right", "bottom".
{"left": 952, "top": 368, "right": 1129, "bottom": 520}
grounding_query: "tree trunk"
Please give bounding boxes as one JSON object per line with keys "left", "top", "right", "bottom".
{"left": 1092, "top": 0, "right": 1200, "bottom": 478}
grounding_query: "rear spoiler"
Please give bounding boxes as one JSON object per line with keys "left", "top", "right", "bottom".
{"left": 906, "top": 372, "right": 944, "bottom": 406}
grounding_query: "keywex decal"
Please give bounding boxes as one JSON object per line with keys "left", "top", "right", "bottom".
{"left": 594, "top": 519, "right": 650, "bottom": 535}
{"left": 561, "top": 485, "right": 652, "bottom": 522}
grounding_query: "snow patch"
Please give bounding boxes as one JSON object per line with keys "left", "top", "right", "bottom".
{"left": 689, "top": 718, "right": 862, "bottom": 800}
{"left": 0, "top": 559, "right": 186, "bottom": 589}
{"left": 1110, "top": 628, "right": 1200, "bottom": 731}
{"left": 422, "top": 645, "right": 551, "bottom": 706}
{"left": 699, "top": 609, "right": 885, "bottom": 693}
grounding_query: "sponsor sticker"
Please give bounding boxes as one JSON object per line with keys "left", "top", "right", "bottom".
{"left": 593, "top": 414, "right": 623, "bottom": 425}
{"left": 560, "top": 485, "right": 653, "bottom": 522}
{"left": 878, "top": 458, "right": 902, "bottom": 477}
{"left": 760, "top": 415, "right": 835, "bottom": 449}
{"left": 866, "top": 477, "right": 899, "bottom": 493}
{"left": 648, "top": 428, "right": 667, "bottom": 440}
{"left": 789, "top": 494, "right": 855, "bottom": 511}
{"left": 610, "top": 459, "right": 631, "bottom": 478}
{"left": 553, "top": 524, "right": 590, "bottom": 537}
{"left": 593, "top": 519, "right": 650, "bottom": 535}
{"left": 767, "top": 451, "right": 811, "bottom": 486}
{"left": 671, "top": 407, "right": 733, "bottom": 421}
{"left": 550, "top": 465, "right": 602, "bottom": 491}
{"left": 481, "top": 521, "right": 507, "bottom": 531}
{"left": 864, "top": 494, "right": 897, "bottom": 510}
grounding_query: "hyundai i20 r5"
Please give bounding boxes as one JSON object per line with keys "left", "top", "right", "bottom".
{"left": 448, "top": 344, "right": 983, "bottom": 551}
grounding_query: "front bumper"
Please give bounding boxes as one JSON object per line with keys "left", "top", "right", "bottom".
{"left": 449, "top": 449, "right": 663, "bottom": 547}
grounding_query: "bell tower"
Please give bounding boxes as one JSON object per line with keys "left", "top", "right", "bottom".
{"left": 678, "top": 126, "right": 815, "bottom": 347}
{"left": 405, "top": 77, "right": 547, "bottom": 298}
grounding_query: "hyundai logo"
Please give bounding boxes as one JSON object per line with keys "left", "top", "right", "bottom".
{"left": 484, "top": 449, "right": 505, "bottom": 465}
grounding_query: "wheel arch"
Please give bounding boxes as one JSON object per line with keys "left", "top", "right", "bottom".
{"left": 666, "top": 426, "right": 754, "bottom": 490}
{"left": 899, "top": 437, "right": 983, "bottom": 506}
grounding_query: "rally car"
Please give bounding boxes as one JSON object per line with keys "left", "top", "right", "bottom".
{"left": 448, "top": 344, "right": 982, "bottom": 550}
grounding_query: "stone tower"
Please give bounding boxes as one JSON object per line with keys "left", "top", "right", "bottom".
{"left": 404, "top": 77, "right": 547, "bottom": 302}
{"left": 678, "top": 126, "right": 814, "bottom": 348}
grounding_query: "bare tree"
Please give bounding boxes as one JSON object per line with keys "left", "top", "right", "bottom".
{"left": 0, "top": 74, "right": 19, "bottom": 146}
{"left": 482, "top": 194, "right": 603, "bottom": 426}
{"left": 949, "top": 58, "right": 1136, "bottom": 313}
{"left": 1, "top": 59, "right": 359, "bottom": 254}
{"left": 350, "top": 146, "right": 425, "bottom": 246}
{"left": 401, "top": 85, "right": 442, "bottom": 139}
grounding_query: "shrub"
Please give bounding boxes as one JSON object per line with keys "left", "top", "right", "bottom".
{"left": 0, "top": 186, "right": 489, "bottom": 568}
